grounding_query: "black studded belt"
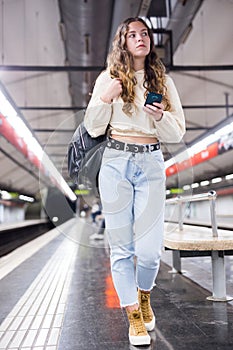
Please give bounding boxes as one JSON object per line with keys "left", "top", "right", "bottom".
{"left": 106, "top": 138, "right": 160, "bottom": 153}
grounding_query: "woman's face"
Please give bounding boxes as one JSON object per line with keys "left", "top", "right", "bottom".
{"left": 125, "top": 21, "right": 150, "bottom": 60}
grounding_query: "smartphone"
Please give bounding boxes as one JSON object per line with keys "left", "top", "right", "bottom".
{"left": 144, "top": 92, "right": 163, "bottom": 106}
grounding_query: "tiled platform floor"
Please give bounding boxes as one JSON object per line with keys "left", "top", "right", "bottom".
{"left": 0, "top": 218, "right": 233, "bottom": 349}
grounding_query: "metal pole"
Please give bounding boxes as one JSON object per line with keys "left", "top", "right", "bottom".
{"left": 206, "top": 251, "right": 228, "bottom": 301}
{"left": 208, "top": 190, "right": 218, "bottom": 237}
{"left": 166, "top": 191, "right": 217, "bottom": 205}
{"left": 166, "top": 191, "right": 218, "bottom": 235}
{"left": 178, "top": 201, "right": 183, "bottom": 231}
{"left": 209, "top": 199, "right": 218, "bottom": 237}
{"left": 224, "top": 92, "right": 230, "bottom": 118}
{"left": 1, "top": 64, "right": 233, "bottom": 72}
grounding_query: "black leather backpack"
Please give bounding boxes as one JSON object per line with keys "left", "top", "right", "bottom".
{"left": 67, "top": 121, "right": 107, "bottom": 196}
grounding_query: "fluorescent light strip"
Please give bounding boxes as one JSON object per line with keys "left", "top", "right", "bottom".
{"left": 0, "top": 90, "right": 17, "bottom": 120}
{"left": 165, "top": 120, "right": 233, "bottom": 170}
{"left": 0, "top": 87, "right": 76, "bottom": 202}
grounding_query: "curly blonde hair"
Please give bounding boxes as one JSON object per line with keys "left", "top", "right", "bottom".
{"left": 107, "top": 17, "right": 171, "bottom": 116}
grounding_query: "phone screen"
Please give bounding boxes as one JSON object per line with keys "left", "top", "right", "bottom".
{"left": 144, "top": 92, "right": 163, "bottom": 106}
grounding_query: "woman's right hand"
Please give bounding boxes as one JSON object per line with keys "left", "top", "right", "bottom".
{"left": 100, "top": 78, "right": 122, "bottom": 104}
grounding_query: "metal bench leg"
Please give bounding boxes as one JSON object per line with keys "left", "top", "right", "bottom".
{"left": 168, "top": 250, "right": 182, "bottom": 274}
{"left": 207, "top": 251, "right": 233, "bottom": 302}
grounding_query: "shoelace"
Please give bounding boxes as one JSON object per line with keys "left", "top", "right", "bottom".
{"left": 130, "top": 310, "right": 147, "bottom": 335}
{"left": 141, "top": 294, "right": 151, "bottom": 320}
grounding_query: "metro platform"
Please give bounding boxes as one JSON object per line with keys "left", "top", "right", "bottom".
{"left": 0, "top": 218, "right": 233, "bottom": 350}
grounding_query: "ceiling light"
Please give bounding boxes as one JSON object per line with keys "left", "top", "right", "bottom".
{"left": 191, "top": 183, "right": 199, "bottom": 188}
{"left": 200, "top": 180, "right": 210, "bottom": 186}
{"left": 19, "top": 194, "right": 34, "bottom": 202}
{"left": 225, "top": 174, "right": 233, "bottom": 180}
{"left": 211, "top": 177, "right": 222, "bottom": 184}
{"left": 1, "top": 190, "right": 11, "bottom": 200}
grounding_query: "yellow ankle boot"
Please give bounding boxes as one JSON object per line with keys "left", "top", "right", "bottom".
{"left": 138, "top": 290, "right": 155, "bottom": 331}
{"left": 126, "top": 308, "right": 151, "bottom": 346}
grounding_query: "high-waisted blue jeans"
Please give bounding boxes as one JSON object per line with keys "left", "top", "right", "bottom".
{"left": 99, "top": 146, "right": 166, "bottom": 307}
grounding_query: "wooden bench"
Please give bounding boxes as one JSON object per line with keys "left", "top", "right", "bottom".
{"left": 164, "top": 222, "right": 233, "bottom": 301}
{"left": 164, "top": 191, "right": 233, "bottom": 301}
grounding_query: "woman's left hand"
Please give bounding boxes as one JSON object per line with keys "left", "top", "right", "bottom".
{"left": 143, "top": 102, "right": 164, "bottom": 122}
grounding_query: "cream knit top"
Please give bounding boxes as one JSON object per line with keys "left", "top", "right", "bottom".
{"left": 84, "top": 69, "right": 185, "bottom": 143}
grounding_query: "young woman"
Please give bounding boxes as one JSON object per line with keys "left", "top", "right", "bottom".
{"left": 84, "top": 17, "right": 185, "bottom": 346}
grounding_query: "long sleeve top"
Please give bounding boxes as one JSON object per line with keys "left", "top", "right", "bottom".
{"left": 84, "top": 69, "right": 185, "bottom": 143}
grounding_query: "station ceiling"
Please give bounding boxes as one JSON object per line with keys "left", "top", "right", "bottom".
{"left": 0, "top": 0, "right": 232, "bottom": 198}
